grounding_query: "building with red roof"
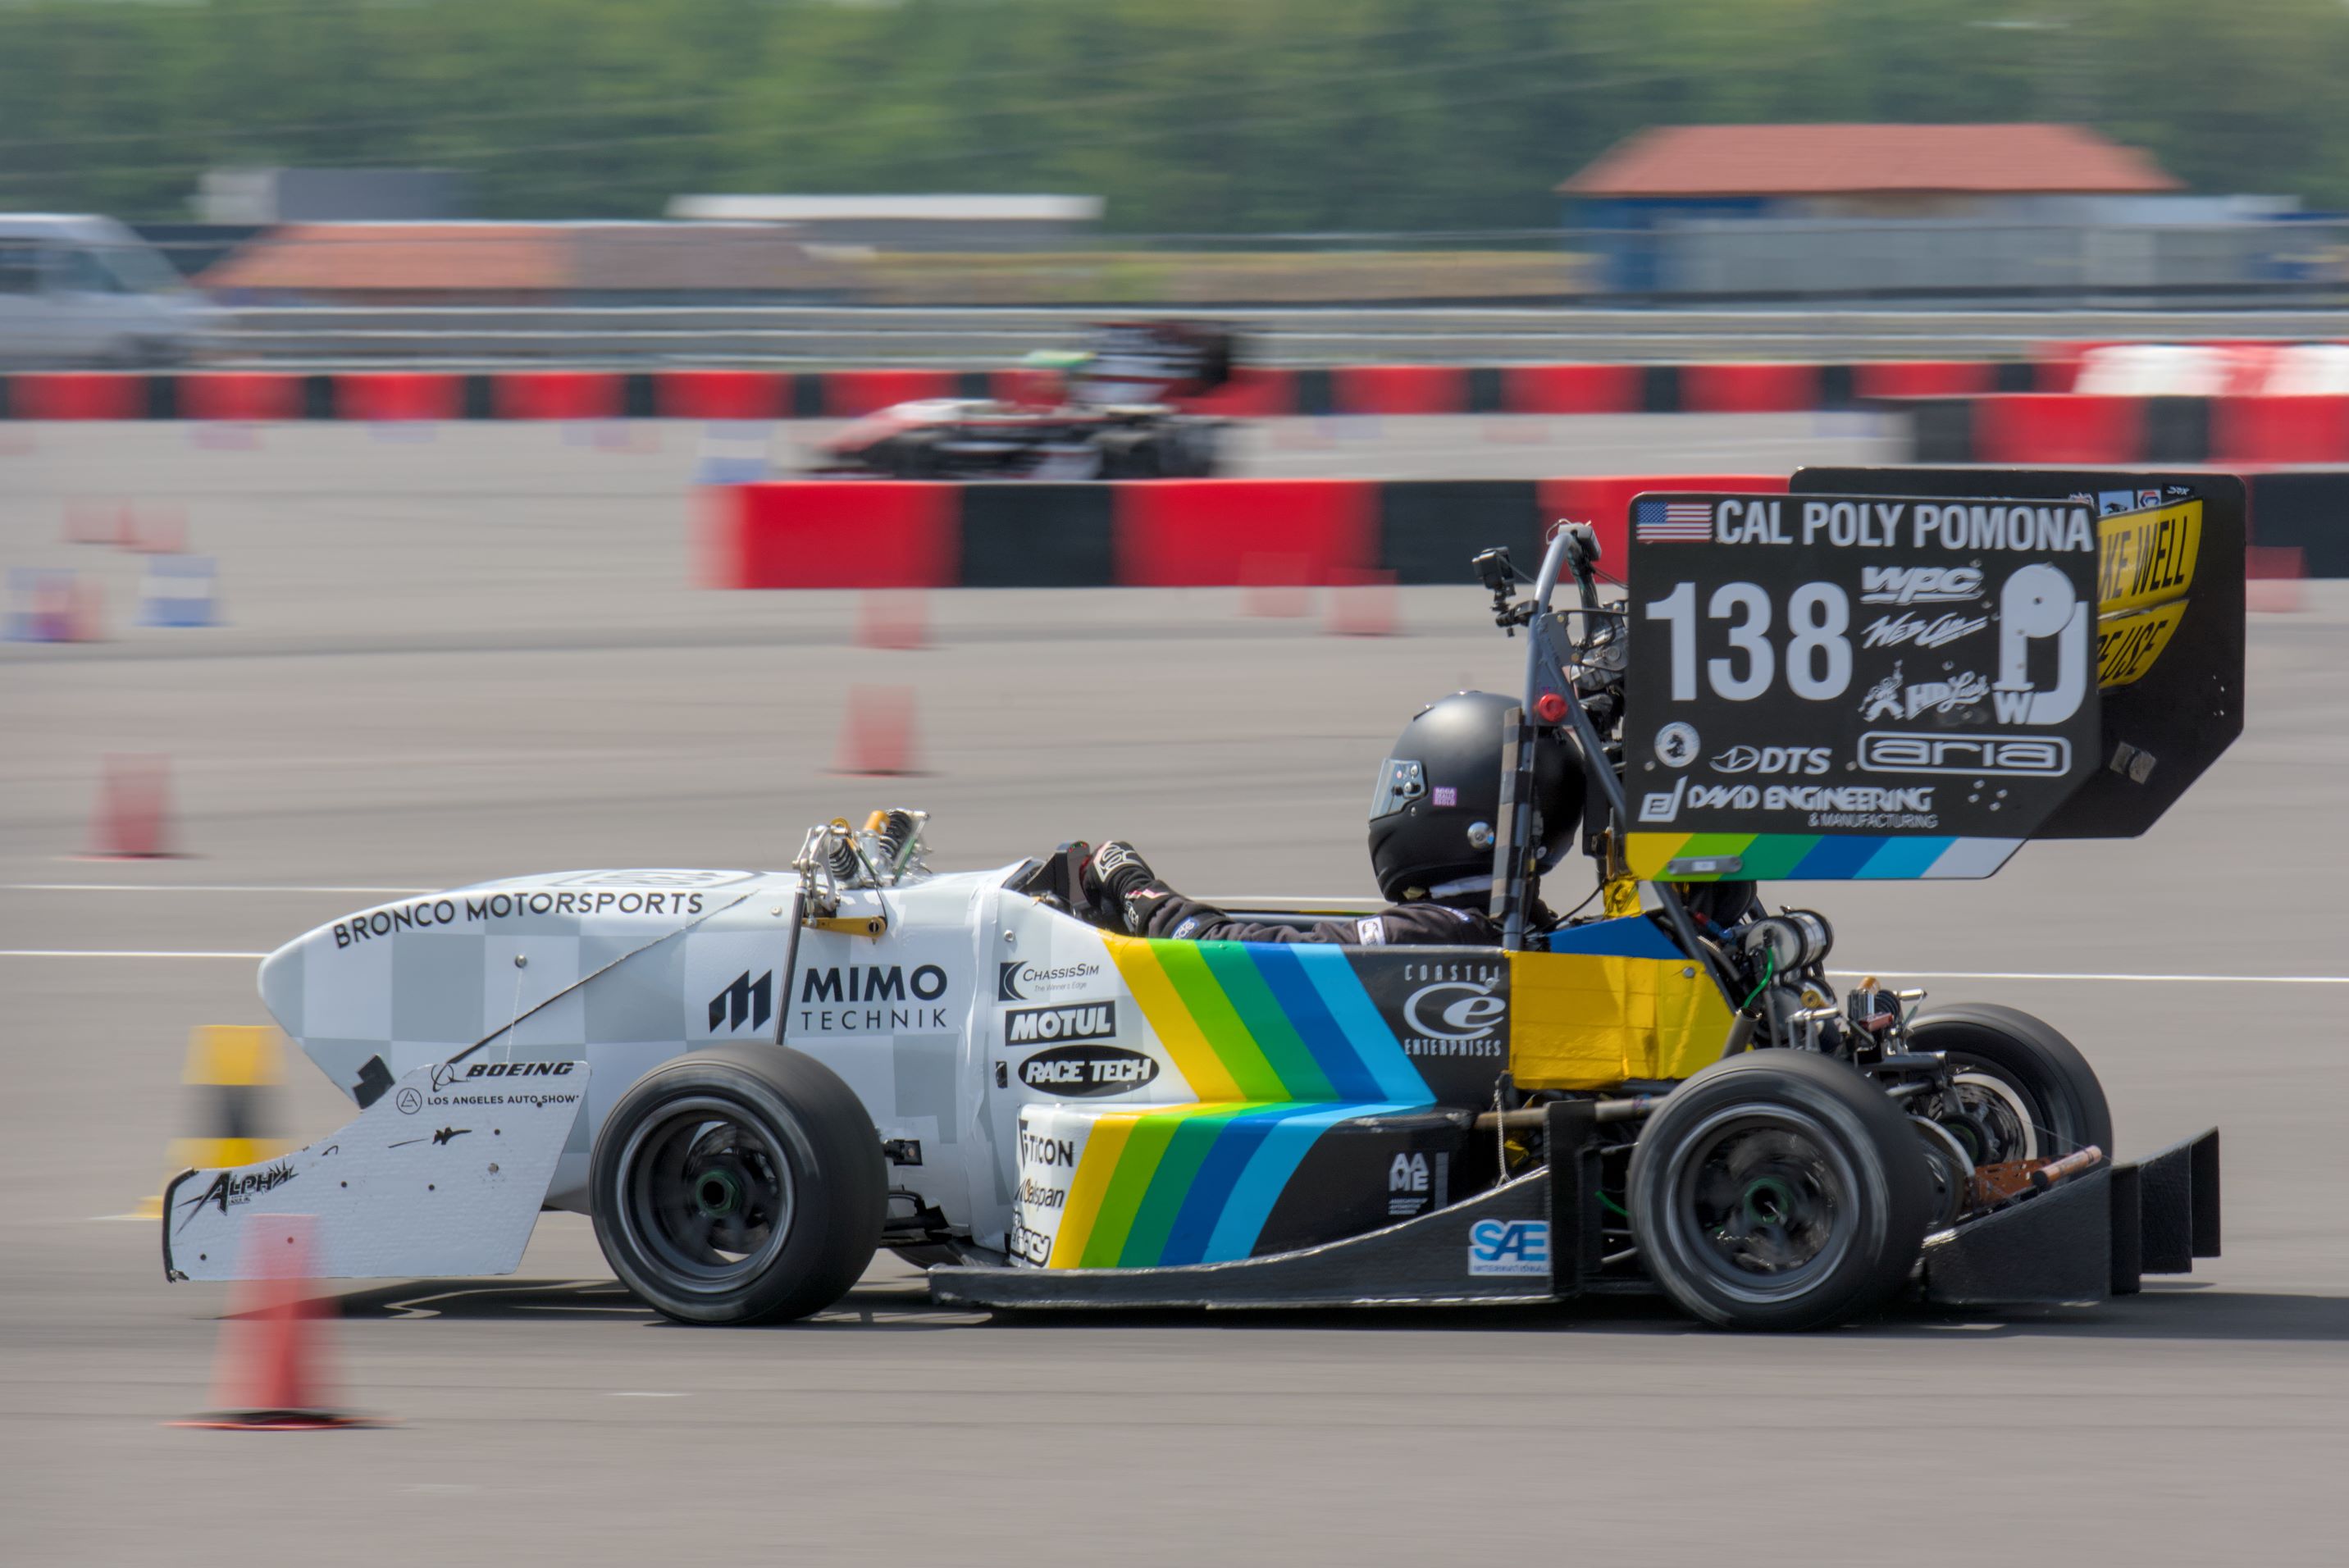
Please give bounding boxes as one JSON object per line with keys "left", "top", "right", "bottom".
{"left": 1562, "top": 124, "right": 2181, "bottom": 210}
{"left": 1549, "top": 123, "right": 2270, "bottom": 299}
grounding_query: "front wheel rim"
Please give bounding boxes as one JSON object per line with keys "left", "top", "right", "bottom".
{"left": 1658, "top": 1103, "right": 1860, "bottom": 1306}
{"left": 616, "top": 1094, "right": 796, "bottom": 1296}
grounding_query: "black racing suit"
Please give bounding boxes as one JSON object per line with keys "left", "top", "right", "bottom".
{"left": 1086, "top": 841, "right": 1503, "bottom": 946}
{"left": 1124, "top": 884, "right": 1502, "bottom": 946}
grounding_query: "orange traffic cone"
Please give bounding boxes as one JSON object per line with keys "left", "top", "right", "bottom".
{"left": 1238, "top": 552, "right": 1311, "bottom": 618}
{"left": 855, "top": 589, "right": 930, "bottom": 650}
{"left": 832, "top": 685, "right": 920, "bottom": 777}
{"left": 169, "top": 1216, "right": 381, "bottom": 1430}
{"left": 86, "top": 752, "right": 176, "bottom": 859}
{"left": 1325, "top": 567, "right": 1399, "bottom": 637}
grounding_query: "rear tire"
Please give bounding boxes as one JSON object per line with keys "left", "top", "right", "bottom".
{"left": 591, "top": 1045, "right": 885, "bottom": 1325}
{"left": 1908, "top": 1003, "right": 2113, "bottom": 1164}
{"left": 1630, "top": 1051, "right": 1933, "bottom": 1331}
{"left": 1097, "top": 430, "right": 1162, "bottom": 479}
{"left": 878, "top": 432, "right": 946, "bottom": 478}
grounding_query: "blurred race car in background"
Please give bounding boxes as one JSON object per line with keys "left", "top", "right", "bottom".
{"left": 809, "top": 320, "right": 1238, "bottom": 479}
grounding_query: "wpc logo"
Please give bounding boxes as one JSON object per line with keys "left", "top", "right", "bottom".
{"left": 709, "top": 971, "right": 773, "bottom": 1032}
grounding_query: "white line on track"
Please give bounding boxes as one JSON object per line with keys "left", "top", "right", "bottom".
{"left": 0, "top": 950, "right": 268, "bottom": 959}
{"left": 7, "top": 882, "right": 434, "bottom": 895}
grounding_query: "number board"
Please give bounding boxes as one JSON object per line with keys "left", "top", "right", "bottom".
{"left": 1621, "top": 492, "right": 2100, "bottom": 882}
{"left": 1794, "top": 467, "right": 2245, "bottom": 841}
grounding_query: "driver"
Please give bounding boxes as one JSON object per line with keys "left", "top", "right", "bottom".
{"left": 1056, "top": 691, "right": 1585, "bottom": 946}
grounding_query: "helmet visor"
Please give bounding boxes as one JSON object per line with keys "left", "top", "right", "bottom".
{"left": 1367, "top": 758, "right": 1425, "bottom": 821}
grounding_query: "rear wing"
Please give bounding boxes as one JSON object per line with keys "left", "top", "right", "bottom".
{"left": 1618, "top": 471, "right": 2244, "bottom": 881}
{"left": 1795, "top": 468, "right": 2245, "bottom": 840}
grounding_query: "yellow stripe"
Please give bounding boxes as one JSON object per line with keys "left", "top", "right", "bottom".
{"left": 2097, "top": 499, "right": 2201, "bottom": 618}
{"left": 1047, "top": 1113, "right": 1142, "bottom": 1267}
{"left": 180, "top": 1024, "right": 282, "bottom": 1087}
{"left": 2097, "top": 599, "right": 2187, "bottom": 687}
{"left": 1624, "top": 833, "right": 1692, "bottom": 881}
{"left": 1102, "top": 935, "right": 1243, "bottom": 1102}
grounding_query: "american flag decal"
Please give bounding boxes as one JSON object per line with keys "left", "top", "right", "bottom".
{"left": 1635, "top": 499, "right": 1715, "bottom": 543}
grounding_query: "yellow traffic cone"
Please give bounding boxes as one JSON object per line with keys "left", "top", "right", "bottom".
{"left": 138, "top": 1026, "right": 292, "bottom": 1220}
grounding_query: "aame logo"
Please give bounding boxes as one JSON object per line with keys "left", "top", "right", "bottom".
{"left": 709, "top": 971, "right": 773, "bottom": 1032}
{"left": 1389, "top": 1151, "right": 1434, "bottom": 1218}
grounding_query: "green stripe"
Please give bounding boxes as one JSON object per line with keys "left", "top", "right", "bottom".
{"left": 1671, "top": 832, "right": 1754, "bottom": 879}
{"left": 1197, "top": 944, "right": 1335, "bottom": 1101}
{"left": 1154, "top": 941, "right": 1286, "bottom": 1100}
{"left": 1731, "top": 835, "right": 1822, "bottom": 879}
{"left": 1081, "top": 1110, "right": 1207, "bottom": 1268}
{"left": 1118, "top": 1105, "right": 1255, "bottom": 1265}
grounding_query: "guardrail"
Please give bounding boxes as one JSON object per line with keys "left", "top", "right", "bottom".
{"left": 212, "top": 306, "right": 2349, "bottom": 369}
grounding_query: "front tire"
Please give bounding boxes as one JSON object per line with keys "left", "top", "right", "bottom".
{"left": 1629, "top": 1051, "right": 1933, "bottom": 1331}
{"left": 591, "top": 1045, "right": 885, "bottom": 1324}
{"left": 1907, "top": 1003, "right": 2113, "bottom": 1165}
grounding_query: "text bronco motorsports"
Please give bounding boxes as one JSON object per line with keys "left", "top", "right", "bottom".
{"left": 164, "top": 466, "right": 2237, "bottom": 1330}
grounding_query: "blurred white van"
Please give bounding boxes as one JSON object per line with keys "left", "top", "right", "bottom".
{"left": 0, "top": 215, "right": 221, "bottom": 367}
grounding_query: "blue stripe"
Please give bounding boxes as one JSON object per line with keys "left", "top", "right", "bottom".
{"left": 1250, "top": 945, "right": 1380, "bottom": 1099}
{"left": 1789, "top": 835, "right": 1885, "bottom": 879}
{"left": 1543, "top": 914, "right": 1681, "bottom": 959}
{"left": 1201, "top": 1103, "right": 1411, "bottom": 1263}
{"left": 1156, "top": 1108, "right": 1295, "bottom": 1268}
{"left": 1855, "top": 836, "right": 1952, "bottom": 879}
{"left": 1292, "top": 946, "right": 1429, "bottom": 1104}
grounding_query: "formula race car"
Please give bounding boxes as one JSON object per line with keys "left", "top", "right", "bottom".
{"left": 164, "top": 466, "right": 2237, "bottom": 1330}
{"left": 810, "top": 321, "right": 1235, "bottom": 480}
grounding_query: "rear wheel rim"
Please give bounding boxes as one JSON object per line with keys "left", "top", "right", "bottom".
{"left": 1941, "top": 1055, "right": 2068, "bottom": 1162}
{"left": 1660, "top": 1104, "right": 1859, "bottom": 1306}
{"left": 616, "top": 1094, "right": 796, "bottom": 1296}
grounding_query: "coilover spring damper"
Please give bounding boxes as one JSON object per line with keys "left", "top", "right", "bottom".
{"left": 823, "top": 829, "right": 860, "bottom": 883}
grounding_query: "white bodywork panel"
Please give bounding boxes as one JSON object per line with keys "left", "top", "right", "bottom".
{"left": 240, "top": 859, "right": 1197, "bottom": 1279}
{"left": 163, "top": 1062, "right": 586, "bottom": 1282}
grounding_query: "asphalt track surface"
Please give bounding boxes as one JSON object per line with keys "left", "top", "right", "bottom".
{"left": 4, "top": 417, "right": 2346, "bottom": 1566}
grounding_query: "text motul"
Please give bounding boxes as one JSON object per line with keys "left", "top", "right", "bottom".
{"left": 1006, "top": 1003, "right": 1116, "bottom": 1043}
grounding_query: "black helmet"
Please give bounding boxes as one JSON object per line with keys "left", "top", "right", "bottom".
{"left": 1366, "top": 691, "right": 1585, "bottom": 904}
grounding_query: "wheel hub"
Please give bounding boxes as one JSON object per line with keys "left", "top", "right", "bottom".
{"left": 694, "top": 1167, "right": 745, "bottom": 1219}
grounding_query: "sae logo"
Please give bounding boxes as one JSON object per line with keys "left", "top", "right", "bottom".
{"left": 1466, "top": 1219, "right": 1549, "bottom": 1278}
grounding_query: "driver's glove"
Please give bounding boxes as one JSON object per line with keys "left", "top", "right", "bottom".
{"left": 1087, "top": 841, "right": 1172, "bottom": 935}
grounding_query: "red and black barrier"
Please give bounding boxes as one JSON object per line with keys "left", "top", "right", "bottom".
{"left": 1892, "top": 392, "right": 2349, "bottom": 466}
{"left": 704, "top": 466, "right": 2349, "bottom": 587}
{"left": 0, "top": 362, "right": 2046, "bottom": 422}
{"left": 702, "top": 474, "right": 1790, "bottom": 590}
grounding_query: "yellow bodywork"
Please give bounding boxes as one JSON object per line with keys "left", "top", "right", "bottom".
{"left": 1507, "top": 950, "right": 1735, "bottom": 1090}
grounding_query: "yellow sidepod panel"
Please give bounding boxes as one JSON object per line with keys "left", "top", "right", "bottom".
{"left": 1507, "top": 950, "right": 1736, "bottom": 1090}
